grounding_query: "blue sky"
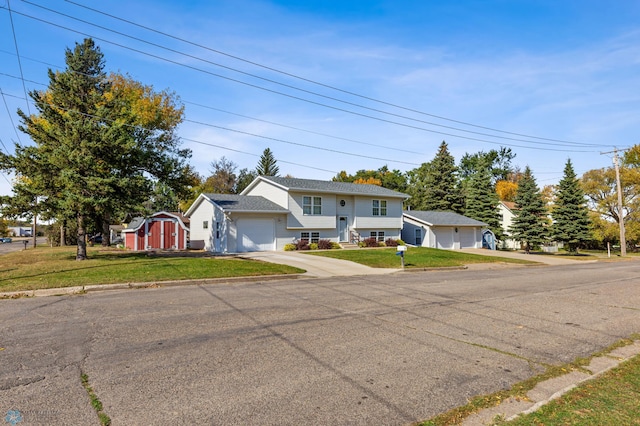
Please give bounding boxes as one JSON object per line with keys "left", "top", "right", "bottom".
{"left": 2, "top": 0, "right": 640, "bottom": 197}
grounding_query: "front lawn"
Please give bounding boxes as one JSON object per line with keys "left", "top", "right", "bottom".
{"left": 308, "top": 247, "right": 536, "bottom": 268}
{"left": 0, "top": 246, "right": 303, "bottom": 293}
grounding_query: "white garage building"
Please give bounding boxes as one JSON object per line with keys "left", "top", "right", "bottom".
{"left": 401, "top": 210, "right": 487, "bottom": 249}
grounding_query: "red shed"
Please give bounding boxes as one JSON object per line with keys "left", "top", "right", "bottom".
{"left": 122, "top": 212, "right": 190, "bottom": 251}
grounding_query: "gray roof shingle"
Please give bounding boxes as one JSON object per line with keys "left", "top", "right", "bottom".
{"left": 203, "top": 193, "right": 288, "bottom": 212}
{"left": 259, "top": 176, "right": 408, "bottom": 198}
{"left": 403, "top": 210, "right": 487, "bottom": 227}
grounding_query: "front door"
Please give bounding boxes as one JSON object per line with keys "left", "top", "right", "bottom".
{"left": 338, "top": 216, "right": 348, "bottom": 242}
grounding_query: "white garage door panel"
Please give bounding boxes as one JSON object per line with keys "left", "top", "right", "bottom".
{"left": 459, "top": 228, "right": 477, "bottom": 248}
{"left": 237, "top": 219, "right": 275, "bottom": 252}
{"left": 434, "top": 228, "right": 453, "bottom": 249}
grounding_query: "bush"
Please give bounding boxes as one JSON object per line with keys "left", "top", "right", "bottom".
{"left": 284, "top": 243, "right": 296, "bottom": 251}
{"left": 362, "top": 237, "right": 380, "bottom": 247}
{"left": 295, "top": 239, "right": 310, "bottom": 250}
{"left": 330, "top": 242, "right": 342, "bottom": 249}
{"left": 317, "top": 239, "right": 333, "bottom": 250}
{"left": 384, "top": 238, "right": 405, "bottom": 247}
{"left": 309, "top": 243, "right": 319, "bottom": 250}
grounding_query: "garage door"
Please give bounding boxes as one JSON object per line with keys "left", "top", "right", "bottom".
{"left": 237, "top": 219, "right": 275, "bottom": 252}
{"left": 434, "top": 228, "right": 453, "bottom": 249}
{"left": 459, "top": 228, "right": 477, "bottom": 248}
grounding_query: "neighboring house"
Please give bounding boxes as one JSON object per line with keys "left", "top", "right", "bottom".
{"left": 8, "top": 226, "right": 32, "bottom": 237}
{"left": 498, "top": 201, "right": 520, "bottom": 249}
{"left": 401, "top": 210, "right": 487, "bottom": 249}
{"left": 122, "top": 211, "right": 189, "bottom": 251}
{"left": 186, "top": 176, "right": 408, "bottom": 253}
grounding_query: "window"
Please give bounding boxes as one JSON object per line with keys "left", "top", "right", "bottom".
{"left": 415, "top": 228, "right": 422, "bottom": 245}
{"left": 303, "top": 196, "right": 322, "bottom": 215}
{"left": 216, "top": 222, "right": 220, "bottom": 239}
{"left": 370, "top": 231, "right": 385, "bottom": 242}
{"left": 372, "top": 200, "right": 387, "bottom": 216}
{"left": 300, "top": 231, "right": 320, "bottom": 243}
{"left": 203, "top": 220, "right": 208, "bottom": 229}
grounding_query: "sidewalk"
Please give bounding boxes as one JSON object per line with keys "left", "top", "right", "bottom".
{"left": 459, "top": 248, "right": 599, "bottom": 266}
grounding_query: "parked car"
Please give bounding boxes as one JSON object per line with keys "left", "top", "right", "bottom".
{"left": 0, "top": 237, "right": 12, "bottom": 243}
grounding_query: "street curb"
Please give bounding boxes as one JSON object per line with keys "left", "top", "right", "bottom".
{"left": 0, "top": 274, "right": 303, "bottom": 299}
{"left": 461, "top": 341, "right": 640, "bottom": 425}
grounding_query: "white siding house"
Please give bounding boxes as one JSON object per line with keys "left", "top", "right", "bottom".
{"left": 498, "top": 201, "right": 520, "bottom": 249}
{"left": 186, "top": 176, "right": 408, "bottom": 253}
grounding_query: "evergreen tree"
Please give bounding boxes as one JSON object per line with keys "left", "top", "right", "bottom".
{"left": 407, "top": 141, "right": 463, "bottom": 212}
{"left": 464, "top": 158, "right": 503, "bottom": 239}
{"left": 509, "top": 166, "right": 549, "bottom": 253}
{"left": 551, "top": 159, "right": 592, "bottom": 253}
{"left": 1, "top": 39, "right": 191, "bottom": 260}
{"left": 256, "top": 148, "right": 279, "bottom": 176}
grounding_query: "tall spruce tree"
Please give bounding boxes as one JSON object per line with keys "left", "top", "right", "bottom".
{"left": 464, "top": 158, "right": 503, "bottom": 239}
{"left": 551, "top": 159, "right": 591, "bottom": 253}
{"left": 509, "top": 166, "right": 549, "bottom": 253}
{"left": 1, "top": 39, "right": 191, "bottom": 260}
{"left": 407, "top": 141, "right": 463, "bottom": 212}
{"left": 256, "top": 148, "right": 279, "bottom": 176}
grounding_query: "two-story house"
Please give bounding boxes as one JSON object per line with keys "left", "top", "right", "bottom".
{"left": 185, "top": 176, "right": 408, "bottom": 253}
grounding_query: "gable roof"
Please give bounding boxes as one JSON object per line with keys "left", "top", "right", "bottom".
{"left": 403, "top": 210, "right": 487, "bottom": 227}
{"left": 201, "top": 193, "right": 288, "bottom": 213}
{"left": 500, "top": 201, "right": 517, "bottom": 211}
{"left": 122, "top": 211, "right": 190, "bottom": 232}
{"left": 244, "top": 176, "right": 409, "bottom": 198}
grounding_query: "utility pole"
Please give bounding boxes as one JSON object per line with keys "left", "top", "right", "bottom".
{"left": 612, "top": 149, "right": 626, "bottom": 256}
{"left": 601, "top": 148, "right": 627, "bottom": 256}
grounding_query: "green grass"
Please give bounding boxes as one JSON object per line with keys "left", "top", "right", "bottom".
{"left": 81, "top": 372, "right": 111, "bottom": 426}
{"left": 420, "top": 336, "right": 640, "bottom": 426}
{"left": 0, "top": 246, "right": 303, "bottom": 293}
{"left": 503, "top": 354, "right": 640, "bottom": 425}
{"left": 308, "top": 247, "right": 537, "bottom": 268}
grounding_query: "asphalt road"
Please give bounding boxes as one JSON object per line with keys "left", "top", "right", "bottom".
{"left": 1, "top": 261, "right": 639, "bottom": 425}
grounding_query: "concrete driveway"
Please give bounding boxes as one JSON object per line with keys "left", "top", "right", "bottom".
{"left": 239, "top": 250, "right": 399, "bottom": 277}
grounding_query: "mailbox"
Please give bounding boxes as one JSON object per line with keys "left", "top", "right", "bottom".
{"left": 396, "top": 245, "right": 407, "bottom": 252}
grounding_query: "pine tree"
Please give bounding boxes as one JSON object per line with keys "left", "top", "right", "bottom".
{"left": 464, "top": 159, "right": 503, "bottom": 239}
{"left": 256, "top": 148, "right": 279, "bottom": 176}
{"left": 407, "top": 141, "right": 463, "bottom": 212}
{"left": 551, "top": 159, "right": 592, "bottom": 253}
{"left": 2, "top": 39, "right": 191, "bottom": 260}
{"left": 509, "top": 166, "right": 549, "bottom": 253}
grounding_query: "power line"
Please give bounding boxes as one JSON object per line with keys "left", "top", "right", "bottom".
{"left": 6, "top": 0, "right": 30, "bottom": 115}
{"left": 183, "top": 101, "right": 424, "bottom": 156}
{"left": 185, "top": 120, "right": 422, "bottom": 166}
{"left": 0, "top": 86, "right": 23, "bottom": 145}
{"left": 10, "top": 2, "right": 609, "bottom": 150}
{"left": 64, "top": 0, "right": 602, "bottom": 147}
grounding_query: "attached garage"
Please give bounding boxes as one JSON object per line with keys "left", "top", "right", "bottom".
{"left": 237, "top": 218, "right": 275, "bottom": 252}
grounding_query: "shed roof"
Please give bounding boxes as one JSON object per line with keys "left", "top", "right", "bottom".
{"left": 247, "top": 176, "right": 408, "bottom": 198}
{"left": 403, "top": 210, "right": 487, "bottom": 227}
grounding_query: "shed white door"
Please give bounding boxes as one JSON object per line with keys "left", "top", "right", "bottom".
{"left": 434, "top": 228, "right": 454, "bottom": 249}
{"left": 459, "top": 228, "right": 477, "bottom": 248}
{"left": 237, "top": 219, "right": 275, "bottom": 252}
